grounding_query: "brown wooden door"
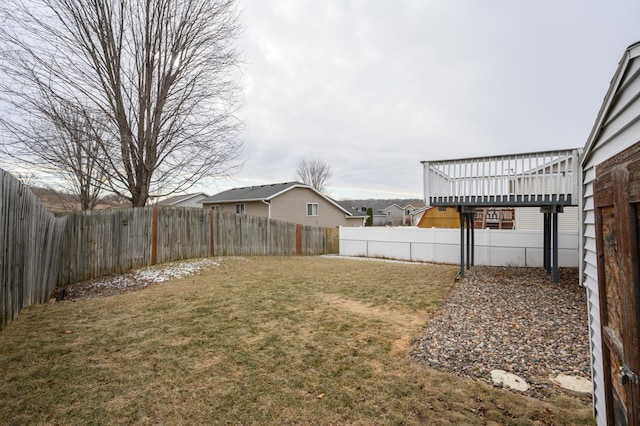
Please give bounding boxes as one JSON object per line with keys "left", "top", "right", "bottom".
{"left": 594, "top": 142, "right": 640, "bottom": 425}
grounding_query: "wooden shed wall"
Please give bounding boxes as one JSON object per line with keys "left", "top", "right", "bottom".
{"left": 417, "top": 207, "right": 459, "bottom": 228}
{"left": 580, "top": 42, "right": 640, "bottom": 425}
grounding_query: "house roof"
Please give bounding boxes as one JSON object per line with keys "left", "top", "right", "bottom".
{"left": 409, "top": 206, "right": 429, "bottom": 217}
{"left": 380, "top": 204, "right": 402, "bottom": 212}
{"left": 582, "top": 40, "right": 640, "bottom": 165}
{"left": 201, "top": 181, "right": 357, "bottom": 216}
{"left": 380, "top": 202, "right": 425, "bottom": 213}
{"left": 158, "top": 192, "right": 209, "bottom": 206}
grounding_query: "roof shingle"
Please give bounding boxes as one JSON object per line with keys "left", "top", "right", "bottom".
{"left": 200, "top": 182, "right": 305, "bottom": 203}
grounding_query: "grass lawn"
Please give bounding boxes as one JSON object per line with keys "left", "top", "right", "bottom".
{"left": 0, "top": 256, "right": 593, "bottom": 425}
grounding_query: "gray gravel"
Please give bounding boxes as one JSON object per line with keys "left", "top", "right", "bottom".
{"left": 409, "top": 265, "right": 592, "bottom": 404}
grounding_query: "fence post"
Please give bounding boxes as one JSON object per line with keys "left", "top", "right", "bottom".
{"left": 151, "top": 205, "right": 159, "bottom": 265}
{"left": 296, "top": 224, "right": 303, "bottom": 255}
{"left": 210, "top": 210, "right": 215, "bottom": 257}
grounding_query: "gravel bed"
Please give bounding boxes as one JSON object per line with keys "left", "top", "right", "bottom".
{"left": 409, "top": 265, "right": 592, "bottom": 404}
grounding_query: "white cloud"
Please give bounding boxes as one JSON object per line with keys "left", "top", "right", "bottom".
{"left": 228, "top": 0, "right": 640, "bottom": 200}
{"left": 4, "top": 0, "right": 638, "bottom": 201}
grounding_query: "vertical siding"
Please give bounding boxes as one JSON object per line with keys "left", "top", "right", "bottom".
{"left": 582, "top": 160, "right": 605, "bottom": 423}
{"left": 515, "top": 206, "right": 580, "bottom": 231}
{"left": 580, "top": 43, "right": 640, "bottom": 425}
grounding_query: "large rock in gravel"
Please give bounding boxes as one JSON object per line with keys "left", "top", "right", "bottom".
{"left": 549, "top": 374, "right": 592, "bottom": 394}
{"left": 490, "top": 370, "right": 529, "bottom": 392}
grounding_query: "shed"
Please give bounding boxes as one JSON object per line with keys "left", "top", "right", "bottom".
{"left": 581, "top": 41, "right": 640, "bottom": 425}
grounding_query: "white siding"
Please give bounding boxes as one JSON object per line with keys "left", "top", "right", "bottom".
{"left": 515, "top": 206, "right": 579, "bottom": 231}
{"left": 580, "top": 42, "right": 640, "bottom": 425}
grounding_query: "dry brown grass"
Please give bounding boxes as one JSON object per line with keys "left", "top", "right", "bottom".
{"left": 0, "top": 256, "right": 594, "bottom": 425}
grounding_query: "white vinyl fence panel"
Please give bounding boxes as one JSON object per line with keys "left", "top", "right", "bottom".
{"left": 339, "top": 227, "right": 579, "bottom": 267}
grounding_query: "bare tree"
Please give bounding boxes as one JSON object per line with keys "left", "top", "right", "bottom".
{"left": 296, "top": 157, "right": 332, "bottom": 193}
{"left": 2, "top": 99, "right": 107, "bottom": 210}
{"left": 0, "top": 0, "right": 244, "bottom": 207}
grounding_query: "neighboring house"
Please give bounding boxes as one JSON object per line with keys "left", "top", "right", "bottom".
{"left": 410, "top": 206, "right": 428, "bottom": 226}
{"left": 157, "top": 192, "right": 210, "bottom": 208}
{"left": 341, "top": 205, "right": 387, "bottom": 226}
{"left": 379, "top": 203, "right": 424, "bottom": 226}
{"left": 579, "top": 41, "right": 640, "bottom": 425}
{"left": 200, "top": 182, "right": 365, "bottom": 227}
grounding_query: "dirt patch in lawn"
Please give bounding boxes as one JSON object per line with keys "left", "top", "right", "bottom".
{"left": 321, "top": 294, "right": 426, "bottom": 356}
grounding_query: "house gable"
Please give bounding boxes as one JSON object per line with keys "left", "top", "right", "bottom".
{"left": 270, "top": 187, "right": 357, "bottom": 227}
{"left": 580, "top": 41, "right": 640, "bottom": 425}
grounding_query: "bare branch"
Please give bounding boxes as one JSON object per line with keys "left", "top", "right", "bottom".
{"left": 0, "top": 0, "right": 244, "bottom": 206}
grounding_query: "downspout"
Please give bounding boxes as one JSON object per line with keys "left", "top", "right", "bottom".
{"left": 421, "top": 161, "right": 431, "bottom": 207}
{"left": 261, "top": 199, "right": 271, "bottom": 219}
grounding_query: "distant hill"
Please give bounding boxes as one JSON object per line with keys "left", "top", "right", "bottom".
{"left": 29, "top": 186, "right": 128, "bottom": 213}
{"left": 338, "top": 199, "right": 425, "bottom": 214}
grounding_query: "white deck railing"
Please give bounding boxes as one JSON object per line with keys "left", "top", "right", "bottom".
{"left": 422, "top": 149, "right": 580, "bottom": 206}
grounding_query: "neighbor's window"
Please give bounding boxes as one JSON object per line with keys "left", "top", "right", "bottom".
{"left": 236, "top": 203, "right": 245, "bottom": 214}
{"left": 211, "top": 205, "right": 220, "bottom": 212}
{"left": 306, "top": 203, "right": 318, "bottom": 216}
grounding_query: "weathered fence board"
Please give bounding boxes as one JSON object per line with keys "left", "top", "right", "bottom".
{"left": 1, "top": 169, "right": 66, "bottom": 330}
{"left": 211, "top": 213, "right": 326, "bottom": 256}
{"left": 324, "top": 227, "right": 340, "bottom": 254}
{"left": 58, "top": 208, "right": 154, "bottom": 285}
{"left": 156, "top": 207, "right": 211, "bottom": 263}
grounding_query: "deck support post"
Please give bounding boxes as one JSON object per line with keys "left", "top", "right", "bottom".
{"left": 542, "top": 205, "right": 562, "bottom": 283}
{"left": 552, "top": 209, "right": 559, "bottom": 283}
{"left": 458, "top": 209, "right": 465, "bottom": 278}
{"left": 465, "top": 211, "right": 475, "bottom": 269}
{"left": 542, "top": 210, "right": 551, "bottom": 273}
{"left": 466, "top": 214, "right": 471, "bottom": 270}
{"left": 457, "top": 206, "right": 475, "bottom": 278}
{"left": 469, "top": 212, "right": 475, "bottom": 267}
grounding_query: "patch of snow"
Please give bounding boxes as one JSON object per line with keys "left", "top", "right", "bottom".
{"left": 135, "top": 258, "right": 221, "bottom": 283}
{"left": 490, "top": 370, "right": 530, "bottom": 392}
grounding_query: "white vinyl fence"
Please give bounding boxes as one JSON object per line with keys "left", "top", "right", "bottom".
{"left": 339, "top": 227, "right": 579, "bottom": 267}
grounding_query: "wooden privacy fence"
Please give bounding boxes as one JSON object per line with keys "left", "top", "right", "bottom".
{"left": 58, "top": 206, "right": 215, "bottom": 285}
{"left": 58, "top": 208, "right": 339, "bottom": 286}
{"left": 212, "top": 213, "right": 339, "bottom": 256}
{"left": 2, "top": 173, "right": 340, "bottom": 329}
{"left": 1, "top": 169, "right": 66, "bottom": 330}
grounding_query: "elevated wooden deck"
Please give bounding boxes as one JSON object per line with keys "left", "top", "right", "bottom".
{"left": 422, "top": 149, "right": 580, "bottom": 208}
{"left": 421, "top": 148, "right": 582, "bottom": 283}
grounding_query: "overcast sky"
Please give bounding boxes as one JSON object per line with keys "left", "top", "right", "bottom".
{"left": 206, "top": 0, "right": 639, "bottom": 200}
